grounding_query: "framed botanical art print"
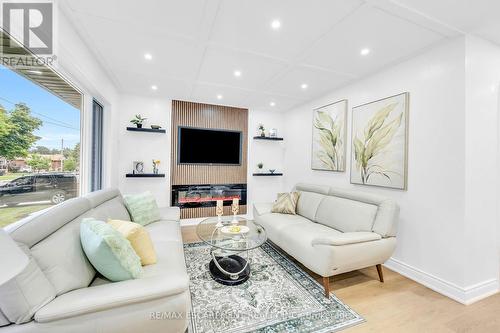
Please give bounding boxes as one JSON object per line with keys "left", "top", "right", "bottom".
{"left": 311, "top": 99, "right": 347, "bottom": 172}
{"left": 350, "top": 92, "right": 409, "bottom": 190}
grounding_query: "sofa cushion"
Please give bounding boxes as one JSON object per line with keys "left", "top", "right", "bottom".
{"left": 278, "top": 221, "right": 343, "bottom": 248}
{"left": 90, "top": 197, "right": 131, "bottom": 222}
{"left": 80, "top": 219, "right": 142, "bottom": 282}
{"left": 253, "top": 203, "right": 273, "bottom": 217}
{"left": 271, "top": 192, "right": 300, "bottom": 215}
{"left": 123, "top": 192, "right": 161, "bottom": 226}
{"left": 254, "top": 213, "right": 311, "bottom": 245}
{"left": 296, "top": 191, "right": 324, "bottom": 221}
{"left": 314, "top": 196, "right": 378, "bottom": 233}
{"left": 145, "top": 220, "right": 183, "bottom": 244}
{"left": 30, "top": 211, "right": 96, "bottom": 296}
{"left": 108, "top": 219, "right": 157, "bottom": 266}
{"left": 0, "top": 310, "right": 9, "bottom": 327}
{"left": 311, "top": 232, "right": 382, "bottom": 246}
{"left": 34, "top": 274, "right": 189, "bottom": 323}
{"left": 7, "top": 197, "right": 91, "bottom": 247}
{"left": 0, "top": 243, "right": 56, "bottom": 324}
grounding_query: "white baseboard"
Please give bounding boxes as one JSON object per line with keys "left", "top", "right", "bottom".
{"left": 384, "top": 258, "right": 499, "bottom": 305}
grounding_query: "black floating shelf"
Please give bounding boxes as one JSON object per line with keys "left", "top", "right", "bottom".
{"left": 126, "top": 173, "right": 165, "bottom": 178}
{"left": 253, "top": 173, "right": 283, "bottom": 176}
{"left": 126, "top": 127, "right": 166, "bottom": 133}
{"left": 253, "top": 136, "right": 283, "bottom": 141}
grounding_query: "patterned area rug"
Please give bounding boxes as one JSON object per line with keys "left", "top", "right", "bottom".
{"left": 184, "top": 241, "right": 364, "bottom": 333}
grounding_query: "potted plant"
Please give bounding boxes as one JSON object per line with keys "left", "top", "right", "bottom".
{"left": 258, "top": 124, "right": 265, "bottom": 137}
{"left": 257, "top": 162, "right": 264, "bottom": 173}
{"left": 130, "top": 114, "right": 147, "bottom": 128}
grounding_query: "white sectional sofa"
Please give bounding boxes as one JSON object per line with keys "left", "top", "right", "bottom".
{"left": 0, "top": 189, "right": 189, "bottom": 333}
{"left": 254, "top": 183, "right": 399, "bottom": 297}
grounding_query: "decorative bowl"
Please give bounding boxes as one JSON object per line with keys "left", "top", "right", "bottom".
{"left": 220, "top": 225, "right": 250, "bottom": 235}
{"left": 269, "top": 169, "right": 276, "bottom": 174}
{"left": 151, "top": 125, "right": 162, "bottom": 129}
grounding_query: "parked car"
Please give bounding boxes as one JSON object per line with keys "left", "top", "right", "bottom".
{"left": 0, "top": 173, "right": 78, "bottom": 206}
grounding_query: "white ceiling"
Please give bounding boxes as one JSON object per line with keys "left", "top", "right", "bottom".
{"left": 60, "top": 0, "right": 500, "bottom": 111}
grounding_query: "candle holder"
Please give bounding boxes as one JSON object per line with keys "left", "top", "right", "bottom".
{"left": 215, "top": 200, "right": 224, "bottom": 228}
{"left": 231, "top": 198, "right": 239, "bottom": 224}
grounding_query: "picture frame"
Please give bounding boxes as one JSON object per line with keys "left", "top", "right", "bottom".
{"left": 350, "top": 92, "right": 409, "bottom": 190}
{"left": 311, "top": 99, "right": 347, "bottom": 172}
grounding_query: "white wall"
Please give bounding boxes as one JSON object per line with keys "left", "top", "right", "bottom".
{"left": 282, "top": 36, "right": 499, "bottom": 303}
{"left": 53, "top": 2, "right": 120, "bottom": 191}
{"left": 117, "top": 96, "right": 172, "bottom": 207}
{"left": 247, "top": 109, "right": 286, "bottom": 216}
{"left": 464, "top": 35, "right": 500, "bottom": 290}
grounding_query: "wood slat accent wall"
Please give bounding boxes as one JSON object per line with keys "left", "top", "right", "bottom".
{"left": 171, "top": 100, "right": 248, "bottom": 218}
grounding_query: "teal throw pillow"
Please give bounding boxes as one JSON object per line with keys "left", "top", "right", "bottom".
{"left": 80, "top": 218, "right": 142, "bottom": 282}
{"left": 123, "top": 191, "right": 161, "bottom": 226}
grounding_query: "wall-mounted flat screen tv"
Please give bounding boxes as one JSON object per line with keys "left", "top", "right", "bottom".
{"left": 178, "top": 127, "right": 242, "bottom": 165}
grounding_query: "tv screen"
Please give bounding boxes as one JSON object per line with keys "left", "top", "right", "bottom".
{"left": 178, "top": 127, "right": 242, "bottom": 165}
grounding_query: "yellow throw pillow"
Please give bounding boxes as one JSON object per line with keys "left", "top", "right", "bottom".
{"left": 107, "top": 219, "right": 157, "bottom": 266}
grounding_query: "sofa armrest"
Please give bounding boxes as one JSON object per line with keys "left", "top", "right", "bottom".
{"left": 34, "top": 274, "right": 188, "bottom": 323}
{"left": 311, "top": 232, "right": 382, "bottom": 246}
{"left": 158, "top": 206, "right": 180, "bottom": 221}
{"left": 253, "top": 203, "right": 273, "bottom": 217}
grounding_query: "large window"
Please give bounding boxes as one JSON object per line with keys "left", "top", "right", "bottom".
{"left": 0, "top": 64, "right": 82, "bottom": 228}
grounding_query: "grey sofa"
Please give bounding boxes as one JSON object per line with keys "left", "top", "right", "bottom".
{"left": 254, "top": 183, "right": 399, "bottom": 297}
{"left": 0, "top": 189, "right": 189, "bottom": 333}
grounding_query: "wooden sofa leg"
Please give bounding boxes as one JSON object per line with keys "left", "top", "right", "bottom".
{"left": 322, "top": 276, "right": 331, "bottom": 297}
{"left": 376, "top": 264, "right": 384, "bottom": 282}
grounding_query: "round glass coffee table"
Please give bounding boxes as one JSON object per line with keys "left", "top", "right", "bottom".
{"left": 196, "top": 216, "right": 266, "bottom": 285}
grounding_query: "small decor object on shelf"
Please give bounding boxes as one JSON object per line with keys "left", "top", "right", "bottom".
{"left": 269, "top": 169, "right": 276, "bottom": 174}
{"left": 231, "top": 198, "right": 239, "bottom": 224}
{"left": 130, "top": 114, "right": 147, "bottom": 128}
{"left": 269, "top": 128, "right": 278, "bottom": 138}
{"left": 258, "top": 123, "right": 265, "bottom": 137}
{"left": 150, "top": 125, "right": 161, "bottom": 130}
{"left": 215, "top": 200, "right": 224, "bottom": 227}
{"left": 152, "top": 159, "right": 160, "bottom": 174}
{"left": 257, "top": 162, "right": 264, "bottom": 172}
{"left": 133, "top": 161, "right": 144, "bottom": 174}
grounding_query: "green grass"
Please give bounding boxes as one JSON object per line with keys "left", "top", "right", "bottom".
{"left": 0, "top": 173, "right": 28, "bottom": 181}
{"left": 0, "top": 204, "right": 53, "bottom": 228}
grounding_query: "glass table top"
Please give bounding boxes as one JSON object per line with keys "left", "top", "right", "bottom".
{"left": 196, "top": 216, "right": 267, "bottom": 251}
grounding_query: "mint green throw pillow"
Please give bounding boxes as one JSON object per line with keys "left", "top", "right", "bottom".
{"left": 123, "top": 192, "right": 161, "bottom": 226}
{"left": 80, "top": 218, "right": 142, "bottom": 282}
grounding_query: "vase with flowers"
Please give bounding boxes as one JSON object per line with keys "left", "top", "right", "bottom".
{"left": 152, "top": 159, "right": 160, "bottom": 174}
{"left": 258, "top": 124, "right": 265, "bottom": 137}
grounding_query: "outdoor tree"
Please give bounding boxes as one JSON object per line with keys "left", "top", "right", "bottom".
{"left": 30, "top": 145, "right": 51, "bottom": 155}
{"left": 27, "top": 154, "right": 51, "bottom": 172}
{"left": 0, "top": 103, "right": 42, "bottom": 160}
{"left": 0, "top": 105, "right": 13, "bottom": 139}
{"left": 63, "top": 158, "right": 76, "bottom": 171}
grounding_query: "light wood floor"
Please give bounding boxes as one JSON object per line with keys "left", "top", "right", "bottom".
{"left": 182, "top": 225, "right": 500, "bottom": 333}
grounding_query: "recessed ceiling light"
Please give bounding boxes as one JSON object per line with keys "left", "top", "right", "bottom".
{"left": 217, "top": 94, "right": 223, "bottom": 100}
{"left": 301, "top": 83, "right": 308, "bottom": 90}
{"left": 360, "top": 48, "right": 371, "bottom": 56}
{"left": 233, "top": 70, "right": 242, "bottom": 77}
{"left": 151, "top": 85, "right": 158, "bottom": 90}
{"left": 144, "top": 53, "right": 153, "bottom": 60}
{"left": 271, "top": 20, "right": 281, "bottom": 30}
{"left": 270, "top": 101, "right": 276, "bottom": 107}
